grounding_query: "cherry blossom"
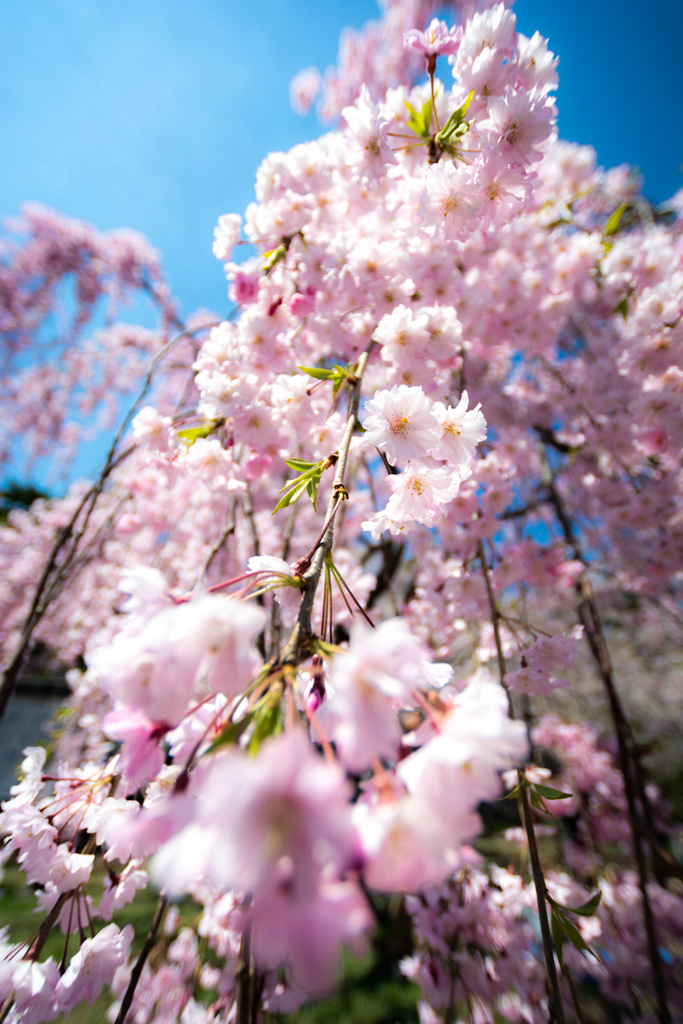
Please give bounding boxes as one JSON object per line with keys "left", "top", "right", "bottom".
{"left": 361, "top": 385, "right": 439, "bottom": 465}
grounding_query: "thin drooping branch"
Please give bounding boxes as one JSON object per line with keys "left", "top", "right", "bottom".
{"left": 544, "top": 473, "right": 671, "bottom": 1024}
{"left": 242, "top": 486, "right": 261, "bottom": 558}
{"left": 231, "top": 343, "right": 374, "bottom": 1024}
{"left": 114, "top": 897, "right": 167, "bottom": 1024}
{"left": 0, "top": 321, "right": 214, "bottom": 722}
{"left": 477, "top": 539, "right": 567, "bottom": 1024}
{"left": 202, "top": 496, "right": 238, "bottom": 577}
{"left": 235, "top": 921, "right": 252, "bottom": 1024}
{"left": 278, "top": 342, "right": 374, "bottom": 667}
{"left": 477, "top": 539, "right": 508, "bottom": 696}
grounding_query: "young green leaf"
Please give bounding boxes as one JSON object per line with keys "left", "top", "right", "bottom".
{"left": 534, "top": 784, "right": 573, "bottom": 800}
{"left": 306, "top": 475, "right": 321, "bottom": 511}
{"left": 502, "top": 784, "right": 522, "bottom": 801}
{"left": 404, "top": 98, "right": 433, "bottom": 139}
{"left": 612, "top": 296, "right": 629, "bottom": 320}
{"left": 528, "top": 788, "right": 549, "bottom": 814}
{"left": 298, "top": 363, "right": 349, "bottom": 400}
{"left": 549, "top": 890, "right": 602, "bottom": 918}
{"left": 436, "top": 89, "right": 474, "bottom": 144}
{"left": 551, "top": 909, "right": 567, "bottom": 967}
{"left": 298, "top": 366, "right": 338, "bottom": 381}
{"left": 262, "top": 244, "right": 287, "bottom": 274}
{"left": 247, "top": 684, "right": 284, "bottom": 755}
{"left": 272, "top": 461, "right": 325, "bottom": 514}
{"left": 558, "top": 914, "right": 597, "bottom": 959}
{"left": 272, "top": 476, "right": 313, "bottom": 514}
{"left": 312, "top": 637, "right": 343, "bottom": 658}
{"left": 177, "top": 421, "right": 217, "bottom": 444}
{"left": 205, "top": 711, "right": 254, "bottom": 754}
{"left": 570, "top": 891, "right": 602, "bottom": 917}
{"left": 604, "top": 201, "right": 629, "bottom": 238}
{"left": 284, "top": 457, "right": 320, "bottom": 472}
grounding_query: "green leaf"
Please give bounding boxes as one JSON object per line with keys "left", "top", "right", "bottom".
{"left": 612, "top": 296, "right": 629, "bottom": 320}
{"left": 549, "top": 891, "right": 602, "bottom": 918}
{"left": 284, "top": 458, "right": 320, "bottom": 472}
{"left": 312, "top": 637, "right": 343, "bottom": 658}
{"left": 534, "top": 784, "right": 573, "bottom": 801}
{"left": 262, "top": 244, "right": 287, "bottom": 275}
{"left": 298, "top": 365, "right": 337, "bottom": 381}
{"left": 404, "top": 98, "right": 433, "bottom": 139}
{"left": 558, "top": 914, "right": 597, "bottom": 960}
{"left": 551, "top": 909, "right": 566, "bottom": 966}
{"left": 298, "top": 363, "right": 349, "bottom": 400}
{"left": 306, "top": 476, "right": 321, "bottom": 512}
{"left": 272, "top": 476, "right": 313, "bottom": 514}
{"left": 206, "top": 711, "right": 254, "bottom": 754}
{"left": 177, "top": 421, "right": 217, "bottom": 444}
{"left": 247, "top": 684, "right": 284, "bottom": 756}
{"left": 503, "top": 784, "right": 521, "bottom": 801}
{"left": 571, "top": 891, "right": 602, "bottom": 917}
{"left": 604, "top": 201, "right": 628, "bottom": 238}
{"left": 436, "top": 89, "right": 474, "bottom": 144}
{"left": 528, "top": 788, "right": 549, "bottom": 814}
{"left": 272, "top": 461, "right": 325, "bottom": 514}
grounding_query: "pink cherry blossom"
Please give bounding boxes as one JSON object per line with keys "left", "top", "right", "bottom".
{"left": 289, "top": 66, "right": 322, "bottom": 116}
{"left": 420, "top": 163, "right": 479, "bottom": 236}
{"left": 342, "top": 86, "right": 397, "bottom": 177}
{"left": 430, "top": 391, "right": 487, "bottom": 463}
{"left": 361, "top": 385, "right": 439, "bottom": 465}
{"left": 404, "top": 19, "right": 463, "bottom": 60}
{"left": 212, "top": 213, "right": 242, "bottom": 261}
{"left": 322, "top": 618, "right": 452, "bottom": 772}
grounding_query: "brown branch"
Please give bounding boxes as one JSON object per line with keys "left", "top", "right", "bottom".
{"left": 544, "top": 473, "right": 671, "bottom": 1024}
{"left": 114, "top": 897, "right": 167, "bottom": 1024}
{"left": 202, "top": 497, "right": 238, "bottom": 577}
{"left": 235, "top": 922, "right": 252, "bottom": 1024}
{"left": 242, "top": 486, "right": 260, "bottom": 558}
{"left": 0, "top": 321, "right": 214, "bottom": 722}
{"left": 477, "top": 539, "right": 567, "bottom": 1024}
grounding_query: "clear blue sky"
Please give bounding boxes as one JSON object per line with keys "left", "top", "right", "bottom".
{"left": 1, "top": 0, "right": 681, "bottom": 320}
{"left": 0, "top": 0, "right": 681, "bottom": 487}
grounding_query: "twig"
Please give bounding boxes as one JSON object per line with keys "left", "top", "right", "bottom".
{"left": 0, "top": 320, "right": 214, "bottom": 721}
{"left": 235, "top": 922, "right": 252, "bottom": 1024}
{"left": 477, "top": 539, "right": 567, "bottom": 1024}
{"left": 202, "top": 497, "right": 237, "bottom": 577}
{"left": 114, "top": 897, "right": 168, "bottom": 1024}
{"left": 544, "top": 471, "right": 671, "bottom": 1023}
{"left": 242, "top": 486, "right": 260, "bottom": 557}
{"left": 562, "top": 964, "right": 587, "bottom": 1024}
{"left": 277, "top": 341, "right": 375, "bottom": 667}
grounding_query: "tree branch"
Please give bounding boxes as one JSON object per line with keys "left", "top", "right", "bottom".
{"left": 544, "top": 472, "right": 671, "bottom": 1024}
{"left": 477, "top": 539, "right": 567, "bottom": 1024}
{"left": 0, "top": 321, "right": 217, "bottom": 721}
{"left": 114, "top": 897, "right": 167, "bottom": 1024}
{"left": 277, "top": 342, "right": 374, "bottom": 667}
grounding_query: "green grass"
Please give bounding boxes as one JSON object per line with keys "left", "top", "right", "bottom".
{"left": 0, "top": 858, "right": 420, "bottom": 1024}
{"left": 0, "top": 856, "right": 202, "bottom": 1023}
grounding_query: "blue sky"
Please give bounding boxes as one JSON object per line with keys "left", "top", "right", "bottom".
{"left": 0, "top": 0, "right": 681, "bottom": 483}
{"left": 1, "top": 0, "right": 681, "bottom": 319}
